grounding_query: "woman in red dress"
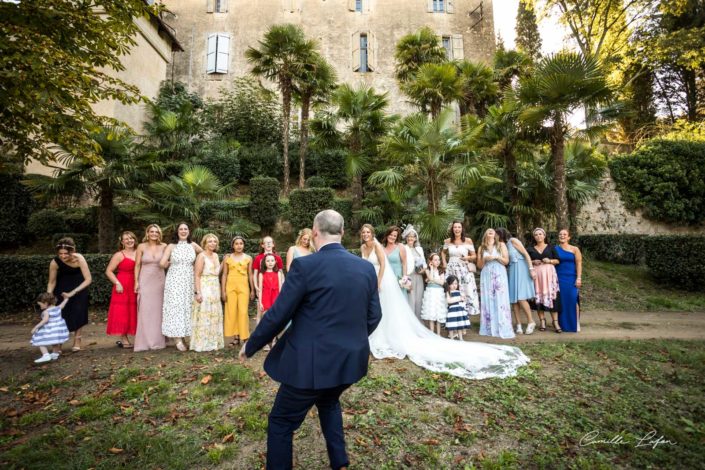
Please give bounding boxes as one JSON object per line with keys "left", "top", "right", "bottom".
{"left": 105, "top": 231, "right": 138, "bottom": 347}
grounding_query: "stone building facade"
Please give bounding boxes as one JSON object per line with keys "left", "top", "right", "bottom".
{"left": 163, "top": 0, "right": 495, "bottom": 113}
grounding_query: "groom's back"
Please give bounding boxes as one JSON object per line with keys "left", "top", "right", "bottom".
{"left": 263, "top": 244, "right": 380, "bottom": 390}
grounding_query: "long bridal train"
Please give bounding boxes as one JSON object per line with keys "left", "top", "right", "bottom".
{"left": 366, "top": 248, "right": 530, "bottom": 379}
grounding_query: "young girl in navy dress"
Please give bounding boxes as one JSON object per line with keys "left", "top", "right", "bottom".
{"left": 445, "top": 275, "right": 471, "bottom": 340}
{"left": 420, "top": 253, "right": 447, "bottom": 335}
{"left": 31, "top": 292, "right": 70, "bottom": 363}
{"left": 257, "top": 254, "right": 285, "bottom": 351}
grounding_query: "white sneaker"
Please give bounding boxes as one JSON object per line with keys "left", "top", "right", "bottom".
{"left": 34, "top": 354, "right": 52, "bottom": 363}
{"left": 50, "top": 353, "right": 60, "bottom": 360}
{"left": 516, "top": 324, "right": 524, "bottom": 334}
{"left": 526, "top": 322, "right": 536, "bottom": 335}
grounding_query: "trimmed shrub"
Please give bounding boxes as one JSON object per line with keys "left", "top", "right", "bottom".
{"left": 249, "top": 177, "right": 280, "bottom": 231}
{"left": 27, "top": 209, "right": 68, "bottom": 238}
{"left": 51, "top": 233, "right": 92, "bottom": 253}
{"left": 289, "top": 188, "right": 335, "bottom": 231}
{"left": 305, "top": 176, "right": 327, "bottom": 188}
{"left": 63, "top": 207, "right": 98, "bottom": 235}
{"left": 576, "top": 234, "right": 646, "bottom": 265}
{"left": 609, "top": 139, "right": 705, "bottom": 225}
{"left": 239, "top": 144, "right": 282, "bottom": 182}
{"left": 642, "top": 236, "right": 705, "bottom": 291}
{"left": 0, "top": 173, "right": 34, "bottom": 246}
{"left": 332, "top": 198, "right": 353, "bottom": 227}
{"left": 307, "top": 149, "right": 348, "bottom": 188}
{"left": 199, "top": 139, "right": 241, "bottom": 185}
{"left": 0, "top": 254, "right": 113, "bottom": 310}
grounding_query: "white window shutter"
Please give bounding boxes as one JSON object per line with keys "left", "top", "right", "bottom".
{"left": 364, "top": 0, "right": 371, "bottom": 12}
{"left": 427, "top": 0, "right": 434, "bottom": 12}
{"left": 206, "top": 0, "right": 214, "bottom": 13}
{"left": 348, "top": 0, "right": 356, "bottom": 11}
{"left": 221, "top": 0, "right": 229, "bottom": 12}
{"left": 206, "top": 34, "right": 217, "bottom": 73}
{"left": 368, "top": 31, "right": 377, "bottom": 71}
{"left": 216, "top": 34, "right": 230, "bottom": 73}
{"left": 452, "top": 34, "right": 464, "bottom": 60}
{"left": 447, "top": 0, "right": 454, "bottom": 13}
{"left": 351, "top": 31, "right": 361, "bottom": 71}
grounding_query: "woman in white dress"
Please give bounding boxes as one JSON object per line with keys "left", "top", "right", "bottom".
{"left": 402, "top": 225, "right": 426, "bottom": 320}
{"left": 360, "top": 226, "right": 530, "bottom": 380}
{"left": 442, "top": 221, "right": 480, "bottom": 318}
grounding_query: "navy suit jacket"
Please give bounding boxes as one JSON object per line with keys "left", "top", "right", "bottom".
{"left": 245, "top": 242, "right": 382, "bottom": 390}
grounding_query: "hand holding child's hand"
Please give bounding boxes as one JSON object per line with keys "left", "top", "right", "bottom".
{"left": 115, "top": 282, "right": 124, "bottom": 294}
{"left": 62, "top": 292, "right": 72, "bottom": 299}
{"left": 31, "top": 327, "right": 37, "bottom": 334}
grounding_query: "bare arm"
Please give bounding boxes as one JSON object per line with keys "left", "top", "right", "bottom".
{"left": 279, "top": 271, "right": 285, "bottom": 289}
{"left": 286, "top": 247, "right": 295, "bottom": 272}
{"left": 465, "top": 240, "right": 477, "bottom": 263}
{"left": 134, "top": 245, "right": 144, "bottom": 293}
{"left": 220, "top": 254, "right": 229, "bottom": 300}
{"left": 257, "top": 272, "right": 263, "bottom": 309}
{"left": 159, "top": 244, "right": 174, "bottom": 269}
{"left": 194, "top": 253, "right": 205, "bottom": 303}
{"left": 31, "top": 311, "right": 50, "bottom": 334}
{"left": 57, "top": 296, "right": 70, "bottom": 310}
{"left": 498, "top": 243, "right": 509, "bottom": 266}
{"left": 374, "top": 243, "right": 386, "bottom": 288}
{"left": 105, "top": 252, "right": 124, "bottom": 293}
{"left": 399, "top": 245, "right": 407, "bottom": 276}
{"left": 512, "top": 239, "right": 536, "bottom": 279}
{"left": 574, "top": 246, "right": 583, "bottom": 287}
{"left": 63, "top": 254, "right": 92, "bottom": 298}
{"left": 476, "top": 247, "right": 485, "bottom": 270}
{"left": 47, "top": 260, "right": 58, "bottom": 293}
{"left": 248, "top": 257, "right": 255, "bottom": 300}
{"left": 192, "top": 242, "right": 203, "bottom": 254}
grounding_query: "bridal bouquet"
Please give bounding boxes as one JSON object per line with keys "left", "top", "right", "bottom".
{"left": 399, "top": 276, "right": 412, "bottom": 291}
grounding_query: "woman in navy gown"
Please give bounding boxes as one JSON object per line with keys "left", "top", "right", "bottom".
{"left": 555, "top": 229, "right": 583, "bottom": 332}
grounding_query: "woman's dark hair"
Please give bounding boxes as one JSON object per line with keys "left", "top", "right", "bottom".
{"left": 382, "top": 226, "right": 402, "bottom": 247}
{"left": 444, "top": 275, "right": 459, "bottom": 293}
{"left": 36, "top": 292, "right": 57, "bottom": 305}
{"left": 495, "top": 228, "right": 511, "bottom": 244}
{"left": 230, "top": 235, "right": 245, "bottom": 252}
{"left": 448, "top": 220, "right": 466, "bottom": 243}
{"left": 55, "top": 237, "right": 76, "bottom": 253}
{"left": 171, "top": 222, "right": 192, "bottom": 244}
{"left": 260, "top": 253, "right": 279, "bottom": 273}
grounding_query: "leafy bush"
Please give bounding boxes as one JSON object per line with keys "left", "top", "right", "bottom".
{"left": 198, "top": 139, "right": 241, "bottom": 185}
{"left": 238, "top": 144, "right": 282, "bottom": 182}
{"left": 51, "top": 233, "right": 92, "bottom": 253}
{"left": 0, "top": 173, "right": 34, "bottom": 246}
{"left": 62, "top": 207, "right": 98, "bottom": 235}
{"left": 609, "top": 140, "right": 705, "bottom": 225}
{"left": 199, "top": 200, "right": 251, "bottom": 224}
{"left": 642, "top": 236, "right": 705, "bottom": 291}
{"left": 307, "top": 148, "right": 348, "bottom": 188}
{"left": 576, "top": 234, "right": 646, "bottom": 265}
{"left": 305, "top": 176, "right": 327, "bottom": 188}
{"left": 27, "top": 209, "right": 69, "bottom": 238}
{"left": 289, "top": 188, "right": 335, "bottom": 231}
{"left": 332, "top": 198, "right": 353, "bottom": 227}
{"left": 0, "top": 254, "right": 113, "bottom": 310}
{"left": 249, "top": 177, "right": 280, "bottom": 231}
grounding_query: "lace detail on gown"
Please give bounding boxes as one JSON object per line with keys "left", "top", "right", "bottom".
{"left": 363, "top": 244, "right": 530, "bottom": 379}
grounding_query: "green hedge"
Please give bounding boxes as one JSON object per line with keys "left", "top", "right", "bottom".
{"left": 249, "top": 177, "right": 280, "bottom": 231}
{"left": 289, "top": 188, "right": 334, "bottom": 231}
{"left": 239, "top": 144, "right": 282, "bottom": 182}
{"left": 576, "top": 234, "right": 646, "bottom": 265}
{"left": 198, "top": 139, "right": 241, "bottom": 186}
{"left": 642, "top": 236, "right": 705, "bottom": 291}
{"left": 332, "top": 198, "right": 353, "bottom": 228}
{"left": 27, "top": 209, "right": 69, "bottom": 238}
{"left": 609, "top": 140, "right": 705, "bottom": 225}
{"left": 0, "top": 173, "right": 34, "bottom": 246}
{"left": 305, "top": 176, "right": 327, "bottom": 188}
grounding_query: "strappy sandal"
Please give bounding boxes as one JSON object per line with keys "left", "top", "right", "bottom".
{"left": 552, "top": 320, "right": 563, "bottom": 333}
{"left": 539, "top": 318, "right": 546, "bottom": 331}
{"left": 72, "top": 336, "right": 82, "bottom": 351}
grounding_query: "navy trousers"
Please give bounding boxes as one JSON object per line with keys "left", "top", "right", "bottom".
{"left": 267, "top": 383, "right": 350, "bottom": 470}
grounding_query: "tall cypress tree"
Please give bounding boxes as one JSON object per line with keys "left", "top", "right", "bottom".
{"left": 515, "top": 0, "right": 542, "bottom": 62}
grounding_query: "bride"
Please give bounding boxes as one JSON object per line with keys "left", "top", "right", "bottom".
{"left": 360, "top": 224, "right": 529, "bottom": 379}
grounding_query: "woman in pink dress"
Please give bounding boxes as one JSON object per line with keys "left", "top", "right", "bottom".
{"left": 133, "top": 224, "right": 167, "bottom": 351}
{"left": 105, "top": 231, "right": 138, "bottom": 347}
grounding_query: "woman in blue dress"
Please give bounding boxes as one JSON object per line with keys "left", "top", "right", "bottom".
{"left": 496, "top": 228, "right": 537, "bottom": 335}
{"left": 477, "top": 228, "right": 514, "bottom": 339}
{"left": 382, "top": 226, "right": 407, "bottom": 287}
{"left": 555, "top": 229, "right": 583, "bottom": 333}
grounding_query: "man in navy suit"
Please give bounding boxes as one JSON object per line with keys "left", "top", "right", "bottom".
{"left": 240, "top": 209, "right": 382, "bottom": 470}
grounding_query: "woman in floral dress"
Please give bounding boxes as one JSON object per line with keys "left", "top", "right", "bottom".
{"left": 442, "top": 221, "right": 479, "bottom": 318}
{"left": 190, "top": 234, "right": 224, "bottom": 352}
{"left": 477, "top": 228, "right": 514, "bottom": 339}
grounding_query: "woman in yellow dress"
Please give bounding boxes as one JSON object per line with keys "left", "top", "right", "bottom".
{"left": 221, "top": 236, "right": 254, "bottom": 346}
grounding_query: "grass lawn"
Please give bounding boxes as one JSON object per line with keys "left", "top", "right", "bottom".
{"left": 0, "top": 339, "right": 702, "bottom": 469}
{"left": 582, "top": 259, "right": 705, "bottom": 312}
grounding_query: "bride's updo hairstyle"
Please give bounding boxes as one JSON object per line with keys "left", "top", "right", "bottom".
{"left": 359, "top": 223, "right": 376, "bottom": 239}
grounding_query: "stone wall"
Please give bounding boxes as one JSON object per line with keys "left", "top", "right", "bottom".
{"left": 164, "top": 0, "right": 496, "bottom": 114}
{"left": 577, "top": 177, "right": 705, "bottom": 235}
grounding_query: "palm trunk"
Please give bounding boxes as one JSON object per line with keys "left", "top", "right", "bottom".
{"left": 504, "top": 148, "right": 523, "bottom": 237}
{"left": 98, "top": 183, "right": 114, "bottom": 254}
{"left": 568, "top": 198, "right": 578, "bottom": 235}
{"left": 281, "top": 81, "right": 292, "bottom": 195}
{"left": 551, "top": 116, "right": 569, "bottom": 230}
{"left": 298, "top": 96, "right": 310, "bottom": 189}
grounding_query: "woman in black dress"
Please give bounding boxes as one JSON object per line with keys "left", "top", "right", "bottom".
{"left": 47, "top": 237, "right": 92, "bottom": 351}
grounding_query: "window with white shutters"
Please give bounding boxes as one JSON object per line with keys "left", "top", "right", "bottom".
{"left": 427, "top": 0, "right": 454, "bottom": 13}
{"left": 206, "top": 33, "right": 230, "bottom": 74}
{"left": 352, "top": 31, "right": 376, "bottom": 73}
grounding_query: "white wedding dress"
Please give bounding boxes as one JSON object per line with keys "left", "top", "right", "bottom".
{"left": 365, "top": 245, "right": 530, "bottom": 379}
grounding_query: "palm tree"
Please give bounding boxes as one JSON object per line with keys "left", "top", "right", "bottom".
{"left": 369, "top": 108, "right": 498, "bottom": 244}
{"left": 246, "top": 24, "right": 318, "bottom": 195}
{"left": 293, "top": 54, "right": 337, "bottom": 188}
{"left": 24, "top": 126, "right": 158, "bottom": 253}
{"left": 402, "top": 62, "right": 464, "bottom": 118}
{"left": 564, "top": 139, "right": 607, "bottom": 233}
{"left": 310, "top": 84, "right": 391, "bottom": 226}
{"left": 143, "top": 100, "right": 203, "bottom": 161}
{"left": 456, "top": 60, "right": 499, "bottom": 118}
{"left": 394, "top": 27, "right": 447, "bottom": 83}
{"left": 518, "top": 51, "right": 612, "bottom": 229}
{"left": 493, "top": 47, "right": 532, "bottom": 93}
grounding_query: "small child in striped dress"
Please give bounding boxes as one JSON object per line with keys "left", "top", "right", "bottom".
{"left": 445, "top": 275, "right": 471, "bottom": 341}
{"left": 30, "top": 292, "right": 70, "bottom": 363}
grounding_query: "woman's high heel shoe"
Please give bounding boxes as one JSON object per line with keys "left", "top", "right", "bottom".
{"left": 552, "top": 320, "right": 562, "bottom": 333}
{"left": 539, "top": 318, "right": 546, "bottom": 331}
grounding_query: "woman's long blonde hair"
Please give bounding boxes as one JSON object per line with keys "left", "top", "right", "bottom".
{"left": 142, "top": 224, "right": 163, "bottom": 243}
{"left": 478, "top": 228, "right": 498, "bottom": 257}
{"left": 295, "top": 228, "right": 314, "bottom": 253}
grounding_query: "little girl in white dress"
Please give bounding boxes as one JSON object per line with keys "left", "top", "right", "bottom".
{"left": 420, "top": 253, "right": 447, "bottom": 335}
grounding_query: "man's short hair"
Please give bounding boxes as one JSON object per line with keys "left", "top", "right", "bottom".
{"left": 313, "top": 210, "right": 344, "bottom": 236}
